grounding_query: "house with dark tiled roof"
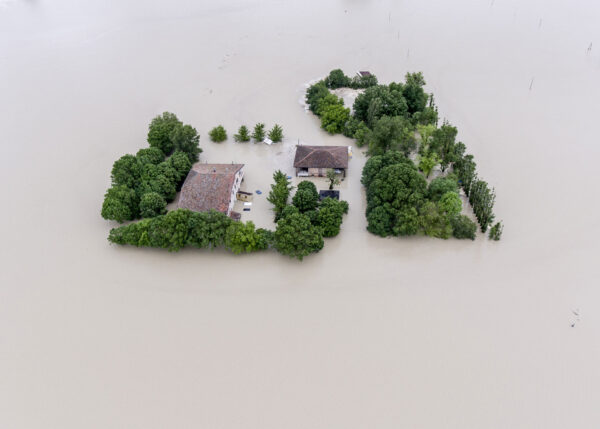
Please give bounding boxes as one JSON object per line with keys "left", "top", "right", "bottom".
{"left": 178, "top": 163, "right": 244, "bottom": 217}
{"left": 293, "top": 145, "right": 349, "bottom": 177}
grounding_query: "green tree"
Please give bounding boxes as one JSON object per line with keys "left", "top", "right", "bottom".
{"left": 418, "top": 152, "right": 440, "bottom": 178}
{"left": 417, "top": 123, "right": 436, "bottom": 154}
{"left": 268, "top": 124, "right": 284, "bottom": 142}
{"left": 366, "top": 205, "right": 393, "bottom": 237}
{"left": 394, "top": 207, "right": 421, "bottom": 236}
{"left": 274, "top": 212, "right": 324, "bottom": 260}
{"left": 353, "top": 121, "right": 371, "bottom": 147}
{"left": 469, "top": 179, "right": 496, "bottom": 232}
{"left": 139, "top": 192, "right": 167, "bottom": 218}
{"left": 352, "top": 85, "right": 407, "bottom": 126}
{"left": 317, "top": 198, "right": 349, "bottom": 237}
{"left": 267, "top": 170, "right": 293, "bottom": 220}
{"left": 111, "top": 154, "right": 141, "bottom": 189}
{"left": 316, "top": 93, "right": 344, "bottom": 116}
{"left": 147, "top": 112, "right": 182, "bottom": 156}
{"left": 209, "top": 125, "right": 227, "bottom": 142}
{"left": 136, "top": 147, "right": 165, "bottom": 166}
{"left": 342, "top": 116, "right": 361, "bottom": 138}
{"left": 326, "top": 169, "right": 341, "bottom": 190}
{"left": 101, "top": 185, "right": 139, "bottom": 223}
{"left": 225, "top": 221, "right": 270, "bottom": 254}
{"left": 170, "top": 123, "right": 201, "bottom": 162}
{"left": 350, "top": 73, "right": 378, "bottom": 89}
{"left": 438, "top": 191, "right": 462, "bottom": 218}
{"left": 365, "top": 161, "right": 428, "bottom": 237}
{"left": 488, "top": 221, "right": 503, "bottom": 241}
{"left": 292, "top": 181, "right": 319, "bottom": 212}
{"left": 451, "top": 215, "right": 477, "bottom": 240}
{"left": 139, "top": 163, "right": 177, "bottom": 201}
{"left": 251, "top": 123, "right": 266, "bottom": 142}
{"left": 428, "top": 176, "right": 459, "bottom": 201}
{"left": 430, "top": 122, "right": 458, "bottom": 172}
{"left": 367, "top": 115, "right": 416, "bottom": 156}
{"left": 320, "top": 103, "right": 350, "bottom": 134}
{"left": 419, "top": 201, "right": 452, "bottom": 239}
{"left": 361, "top": 150, "right": 412, "bottom": 188}
{"left": 167, "top": 150, "right": 193, "bottom": 189}
{"left": 413, "top": 106, "right": 438, "bottom": 126}
{"left": 306, "top": 81, "right": 330, "bottom": 114}
{"left": 234, "top": 125, "right": 251, "bottom": 142}
{"left": 403, "top": 72, "right": 428, "bottom": 115}
{"left": 324, "top": 69, "right": 351, "bottom": 89}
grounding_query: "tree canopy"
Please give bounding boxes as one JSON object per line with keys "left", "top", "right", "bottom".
{"left": 274, "top": 211, "right": 324, "bottom": 260}
{"left": 209, "top": 125, "right": 227, "bottom": 142}
{"left": 367, "top": 115, "right": 416, "bottom": 156}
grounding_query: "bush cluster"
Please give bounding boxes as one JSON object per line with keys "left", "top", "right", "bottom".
{"left": 101, "top": 113, "right": 200, "bottom": 223}
{"left": 309, "top": 68, "right": 502, "bottom": 241}
{"left": 108, "top": 209, "right": 271, "bottom": 253}
{"left": 216, "top": 123, "right": 284, "bottom": 143}
{"left": 266, "top": 172, "right": 349, "bottom": 260}
{"left": 324, "top": 69, "right": 378, "bottom": 90}
{"left": 362, "top": 151, "right": 477, "bottom": 240}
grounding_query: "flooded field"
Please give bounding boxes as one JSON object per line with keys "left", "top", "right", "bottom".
{"left": 1, "top": 0, "right": 600, "bottom": 428}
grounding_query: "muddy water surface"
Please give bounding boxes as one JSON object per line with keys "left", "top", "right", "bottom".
{"left": 1, "top": 0, "right": 600, "bottom": 428}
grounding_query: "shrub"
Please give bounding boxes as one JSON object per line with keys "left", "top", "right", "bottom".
{"left": 209, "top": 125, "right": 227, "bottom": 142}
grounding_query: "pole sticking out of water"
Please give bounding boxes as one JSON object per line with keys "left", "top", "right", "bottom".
{"left": 407, "top": 48, "right": 410, "bottom": 59}
{"left": 388, "top": 12, "right": 391, "bottom": 23}
{"left": 587, "top": 42, "right": 593, "bottom": 53}
{"left": 529, "top": 77, "right": 535, "bottom": 91}
{"left": 538, "top": 18, "right": 543, "bottom": 29}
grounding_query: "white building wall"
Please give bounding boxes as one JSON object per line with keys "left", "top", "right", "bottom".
{"left": 227, "top": 168, "right": 244, "bottom": 215}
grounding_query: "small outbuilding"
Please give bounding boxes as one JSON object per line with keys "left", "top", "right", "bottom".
{"left": 293, "top": 145, "right": 349, "bottom": 177}
{"left": 319, "top": 190, "right": 340, "bottom": 201}
{"left": 357, "top": 71, "right": 372, "bottom": 77}
{"left": 236, "top": 191, "right": 253, "bottom": 202}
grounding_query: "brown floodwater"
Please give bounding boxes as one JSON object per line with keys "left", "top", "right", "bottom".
{"left": 1, "top": 0, "right": 599, "bottom": 427}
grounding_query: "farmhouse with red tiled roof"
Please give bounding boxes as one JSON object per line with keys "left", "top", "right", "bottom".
{"left": 293, "top": 145, "right": 349, "bottom": 177}
{"left": 178, "top": 163, "right": 244, "bottom": 217}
